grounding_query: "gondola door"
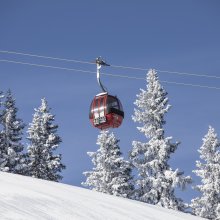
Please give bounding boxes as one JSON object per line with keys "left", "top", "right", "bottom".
{"left": 93, "top": 95, "right": 107, "bottom": 126}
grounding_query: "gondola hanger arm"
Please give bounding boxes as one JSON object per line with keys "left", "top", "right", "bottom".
{"left": 96, "top": 57, "right": 110, "bottom": 93}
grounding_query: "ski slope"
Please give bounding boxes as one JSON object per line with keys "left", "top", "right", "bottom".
{"left": 0, "top": 172, "right": 203, "bottom": 220}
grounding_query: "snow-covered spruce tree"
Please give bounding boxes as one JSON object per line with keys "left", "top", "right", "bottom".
{"left": 82, "top": 130, "right": 134, "bottom": 198}
{"left": 130, "top": 69, "right": 191, "bottom": 211}
{"left": 0, "top": 90, "right": 26, "bottom": 174}
{"left": 27, "top": 98, "right": 65, "bottom": 181}
{"left": 191, "top": 126, "right": 220, "bottom": 219}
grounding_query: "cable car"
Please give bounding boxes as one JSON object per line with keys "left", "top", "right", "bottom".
{"left": 89, "top": 57, "right": 124, "bottom": 129}
{"left": 89, "top": 92, "right": 124, "bottom": 130}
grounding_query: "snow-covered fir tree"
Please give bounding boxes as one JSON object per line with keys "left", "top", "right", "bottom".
{"left": 82, "top": 130, "right": 134, "bottom": 198}
{"left": 27, "top": 98, "right": 65, "bottom": 181}
{"left": 130, "top": 69, "right": 191, "bottom": 211}
{"left": 191, "top": 126, "right": 220, "bottom": 219}
{"left": 0, "top": 90, "right": 4, "bottom": 124}
{"left": 0, "top": 91, "right": 5, "bottom": 168}
{"left": 0, "top": 90, "right": 3, "bottom": 110}
{"left": 0, "top": 90, "right": 26, "bottom": 174}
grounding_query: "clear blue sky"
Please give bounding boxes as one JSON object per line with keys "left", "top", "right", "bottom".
{"left": 0, "top": 1, "right": 220, "bottom": 203}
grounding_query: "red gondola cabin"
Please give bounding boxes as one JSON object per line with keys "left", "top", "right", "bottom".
{"left": 89, "top": 92, "right": 124, "bottom": 130}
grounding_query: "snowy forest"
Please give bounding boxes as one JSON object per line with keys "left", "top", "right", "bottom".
{"left": 1, "top": 69, "right": 219, "bottom": 220}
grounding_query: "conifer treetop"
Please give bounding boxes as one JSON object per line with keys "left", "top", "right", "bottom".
{"left": 130, "top": 69, "right": 191, "bottom": 211}
{"left": 133, "top": 69, "right": 171, "bottom": 138}
{"left": 83, "top": 130, "right": 134, "bottom": 198}
{"left": 191, "top": 126, "right": 220, "bottom": 219}
{"left": 27, "top": 98, "right": 65, "bottom": 181}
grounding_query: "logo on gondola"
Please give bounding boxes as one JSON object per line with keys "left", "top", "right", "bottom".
{"left": 94, "top": 116, "right": 106, "bottom": 125}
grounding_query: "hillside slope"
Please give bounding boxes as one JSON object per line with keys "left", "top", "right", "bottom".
{"left": 0, "top": 172, "right": 202, "bottom": 220}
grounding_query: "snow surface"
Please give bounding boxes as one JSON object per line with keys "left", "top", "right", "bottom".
{"left": 0, "top": 172, "right": 203, "bottom": 220}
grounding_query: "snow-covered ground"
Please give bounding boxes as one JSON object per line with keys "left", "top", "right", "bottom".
{"left": 0, "top": 172, "right": 203, "bottom": 220}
